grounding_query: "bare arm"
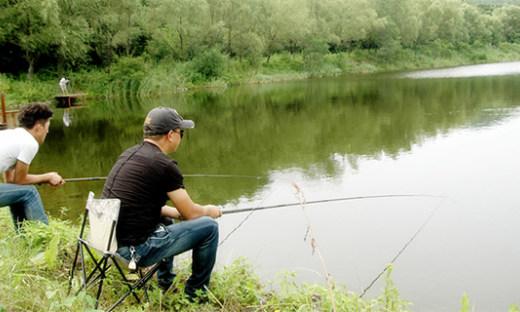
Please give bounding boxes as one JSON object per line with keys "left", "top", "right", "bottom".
{"left": 161, "top": 205, "right": 182, "bottom": 220}
{"left": 3, "top": 169, "right": 14, "bottom": 183}
{"left": 8, "top": 160, "right": 65, "bottom": 186}
{"left": 167, "top": 188, "right": 222, "bottom": 220}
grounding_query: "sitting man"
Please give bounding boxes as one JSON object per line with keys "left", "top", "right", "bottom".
{"left": 102, "top": 107, "right": 222, "bottom": 299}
{"left": 0, "top": 103, "right": 65, "bottom": 230}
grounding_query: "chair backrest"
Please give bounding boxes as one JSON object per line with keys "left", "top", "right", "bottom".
{"left": 85, "top": 192, "right": 121, "bottom": 253}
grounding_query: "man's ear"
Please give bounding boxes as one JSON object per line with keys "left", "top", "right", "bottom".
{"left": 167, "top": 130, "right": 175, "bottom": 141}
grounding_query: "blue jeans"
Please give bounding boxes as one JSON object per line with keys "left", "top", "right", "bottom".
{"left": 117, "top": 216, "right": 219, "bottom": 297}
{"left": 0, "top": 183, "right": 48, "bottom": 230}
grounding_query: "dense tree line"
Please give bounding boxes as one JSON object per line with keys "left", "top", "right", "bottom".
{"left": 0, "top": 0, "right": 519, "bottom": 78}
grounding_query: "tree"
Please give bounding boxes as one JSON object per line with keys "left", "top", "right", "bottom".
{"left": 0, "top": 0, "right": 61, "bottom": 78}
{"left": 108, "top": 0, "right": 146, "bottom": 56}
{"left": 417, "top": 0, "right": 468, "bottom": 45}
{"left": 375, "top": 0, "right": 421, "bottom": 47}
{"left": 462, "top": 3, "right": 493, "bottom": 44}
{"left": 495, "top": 5, "right": 520, "bottom": 42}
{"left": 56, "top": 0, "right": 95, "bottom": 70}
{"left": 257, "top": 0, "right": 310, "bottom": 62}
{"left": 145, "top": 0, "right": 210, "bottom": 60}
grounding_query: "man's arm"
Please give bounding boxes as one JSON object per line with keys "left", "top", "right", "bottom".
{"left": 7, "top": 160, "right": 64, "bottom": 186}
{"left": 3, "top": 169, "right": 14, "bottom": 183}
{"left": 167, "top": 188, "right": 222, "bottom": 220}
{"left": 161, "top": 205, "right": 182, "bottom": 219}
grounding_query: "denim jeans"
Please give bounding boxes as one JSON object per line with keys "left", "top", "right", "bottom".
{"left": 117, "top": 216, "right": 219, "bottom": 297}
{"left": 0, "top": 183, "right": 48, "bottom": 230}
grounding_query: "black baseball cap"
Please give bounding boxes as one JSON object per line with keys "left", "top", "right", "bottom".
{"left": 143, "top": 107, "right": 195, "bottom": 136}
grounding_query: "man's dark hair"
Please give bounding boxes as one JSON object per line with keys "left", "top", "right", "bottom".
{"left": 18, "top": 103, "right": 54, "bottom": 129}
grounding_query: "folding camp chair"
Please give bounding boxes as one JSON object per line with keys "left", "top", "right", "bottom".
{"left": 68, "top": 192, "right": 161, "bottom": 311}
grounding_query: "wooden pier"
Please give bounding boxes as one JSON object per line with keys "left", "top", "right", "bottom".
{"left": 0, "top": 93, "right": 87, "bottom": 130}
{"left": 1, "top": 94, "right": 7, "bottom": 129}
{"left": 55, "top": 93, "right": 86, "bottom": 108}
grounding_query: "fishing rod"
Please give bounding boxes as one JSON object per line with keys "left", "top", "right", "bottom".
{"left": 64, "top": 174, "right": 262, "bottom": 183}
{"left": 221, "top": 194, "right": 442, "bottom": 215}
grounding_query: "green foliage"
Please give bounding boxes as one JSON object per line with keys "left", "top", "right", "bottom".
{"left": 495, "top": 5, "right": 520, "bottom": 42}
{"left": 0, "top": 74, "right": 10, "bottom": 93}
{"left": 189, "top": 49, "right": 227, "bottom": 82}
{"left": 0, "top": 211, "right": 93, "bottom": 311}
{"left": 2, "top": 0, "right": 520, "bottom": 79}
{"left": 0, "top": 209, "right": 413, "bottom": 311}
{"left": 460, "top": 293, "right": 472, "bottom": 312}
{"left": 209, "top": 257, "right": 264, "bottom": 307}
{"left": 379, "top": 265, "right": 410, "bottom": 312}
{"left": 3, "top": 40, "right": 520, "bottom": 105}
{"left": 303, "top": 39, "right": 329, "bottom": 74}
{"left": 109, "top": 56, "right": 147, "bottom": 82}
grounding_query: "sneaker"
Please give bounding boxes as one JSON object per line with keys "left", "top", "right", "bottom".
{"left": 185, "top": 287, "right": 209, "bottom": 304}
{"left": 158, "top": 281, "right": 173, "bottom": 294}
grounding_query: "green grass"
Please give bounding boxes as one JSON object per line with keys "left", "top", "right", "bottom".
{"left": 2, "top": 209, "right": 520, "bottom": 311}
{"left": 2, "top": 43, "right": 520, "bottom": 109}
{"left": 0, "top": 209, "right": 413, "bottom": 311}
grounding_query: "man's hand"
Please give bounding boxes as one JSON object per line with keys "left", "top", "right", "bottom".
{"left": 12, "top": 161, "right": 64, "bottom": 186}
{"left": 168, "top": 188, "right": 223, "bottom": 220}
{"left": 47, "top": 172, "right": 65, "bottom": 187}
{"left": 205, "top": 205, "right": 223, "bottom": 219}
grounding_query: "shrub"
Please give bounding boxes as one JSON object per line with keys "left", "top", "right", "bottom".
{"left": 189, "top": 49, "right": 227, "bottom": 82}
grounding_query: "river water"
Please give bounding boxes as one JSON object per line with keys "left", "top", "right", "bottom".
{"left": 32, "top": 62, "right": 520, "bottom": 311}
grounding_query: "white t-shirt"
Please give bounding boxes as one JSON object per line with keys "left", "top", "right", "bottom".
{"left": 0, "top": 128, "right": 39, "bottom": 173}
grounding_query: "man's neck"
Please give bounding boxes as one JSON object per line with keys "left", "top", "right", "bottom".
{"left": 23, "top": 127, "right": 40, "bottom": 145}
{"left": 143, "top": 138, "right": 167, "bottom": 153}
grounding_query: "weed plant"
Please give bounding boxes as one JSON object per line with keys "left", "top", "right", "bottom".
{"left": 3, "top": 210, "right": 520, "bottom": 311}
{"left": 0, "top": 209, "right": 413, "bottom": 311}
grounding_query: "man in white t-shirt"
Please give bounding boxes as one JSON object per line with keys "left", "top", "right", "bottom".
{"left": 0, "top": 103, "right": 65, "bottom": 230}
{"left": 59, "top": 77, "right": 69, "bottom": 94}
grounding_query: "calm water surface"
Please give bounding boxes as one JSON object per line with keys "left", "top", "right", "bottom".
{"left": 32, "top": 65, "right": 520, "bottom": 311}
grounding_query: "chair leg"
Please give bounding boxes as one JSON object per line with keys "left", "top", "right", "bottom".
{"left": 76, "top": 247, "right": 107, "bottom": 295}
{"left": 94, "top": 257, "right": 109, "bottom": 309}
{"left": 106, "top": 288, "right": 135, "bottom": 312}
{"left": 106, "top": 262, "right": 162, "bottom": 312}
{"left": 71, "top": 246, "right": 163, "bottom": 311}
{"left": 79, "top": 244, "right": 87, "bottom": 287}
{"left": 68, "top": 241, "right": 82, "bottom": 295}
{"left": 112, "top": 259, "right": 141, "bottom": 304}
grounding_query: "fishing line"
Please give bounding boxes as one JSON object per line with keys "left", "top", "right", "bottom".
{"left": 64, "top": 174, "right": 263, "bottom": 183}
{"left": 359, "top": 197, "right": 445, "bottom": 298}
{"left": 218, "top": 189, "right": 277, "bottom": 246}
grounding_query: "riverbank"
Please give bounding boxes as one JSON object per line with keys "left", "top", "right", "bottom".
{"left": 0, "top": 210, "right": 411, "bottom": 311}
{"left": 1, "top": 43, "right": 520, "bottom": 109}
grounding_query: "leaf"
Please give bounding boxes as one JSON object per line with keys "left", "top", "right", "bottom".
{"left": 44, "top": 235, "right": 60, "bottom": 269}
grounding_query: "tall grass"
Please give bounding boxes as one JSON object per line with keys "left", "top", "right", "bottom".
{"left": 0, "top": 209, "right": 413, "bottom": 311}
{"left": 1, "top": 43, "right": 520, "bottom": 108}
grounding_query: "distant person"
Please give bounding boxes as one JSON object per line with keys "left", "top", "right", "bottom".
{"left": 59, "top": 77, "right": 69, "bottom": 94}
{"left": 102, "top": 107, "right": 222, "bottom": 300}
{"left": 0, "top": 103, "right": 65, "bottom": 230}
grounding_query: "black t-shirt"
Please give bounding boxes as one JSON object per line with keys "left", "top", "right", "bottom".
{"left": 102, "top": 141, "right": 184, "bottom": 246}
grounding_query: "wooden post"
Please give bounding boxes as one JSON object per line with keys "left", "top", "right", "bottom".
{"left": 1, "top": 94, "right": 6, "bottom": 124}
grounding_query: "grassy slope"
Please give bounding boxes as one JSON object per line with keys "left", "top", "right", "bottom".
{"left": 1, "top": 43, "right": 520, "bottom": 109}
{"left": 0, "top": 210, "right": 411, "bottom": 312}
